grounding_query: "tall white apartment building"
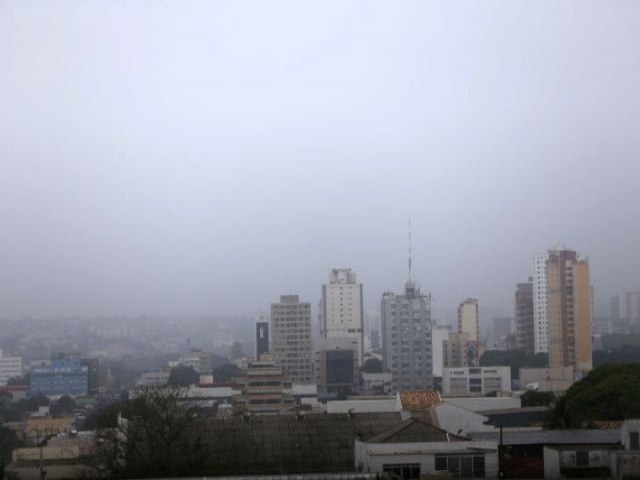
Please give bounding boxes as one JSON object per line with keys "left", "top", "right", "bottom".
{"left": 532, "top": 252, "right": 550, "bottom": 354}
{"left": 0, "top": 349, "right": 23, "bottom": 386}
{"left": 319, "top": 268, "right": 364, "bottom": 367}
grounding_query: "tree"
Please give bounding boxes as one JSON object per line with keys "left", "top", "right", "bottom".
{"left": 1, "top": 425, "right": 25, "bottom": 480}
{"left": 545, "top": 364, "right": 640, "bottom": 429}
{"left": 50, "top": 395, "right": 76, "bottom": 416}
{"left": 6, "top": 376, "right": 26, "bottom": 386}
{"left": 480, "top": 349, "right": 548, "bottom": 379}
{"left": 545, "top": 394, "right": 576, "bottom": 429}
{"left": 212, "top": 363, "right": 242, "bottom": 382}
{"left": 520, "top": 390, "right": 555, "bottom": 407}
{"left": 92, "top": 386, "right": 208, "bottom": 478}
{"left": 229, "top": 341, "right": 245, "bottom": 360}
{"left": 167, "top": 365, "right": 199, "bottom": 387}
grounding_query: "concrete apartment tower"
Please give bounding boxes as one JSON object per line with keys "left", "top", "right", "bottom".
{"left": 381, "top": 222, "right": 432, "bottom": 391}
{"left": 515, "top": 279, "right": 535, "bottom": 356}
{"left": 255, "top": 314, "right": 270, "bottom": 360}
{"left": 532, "top": 252, "right": 550, "bottom": 353}
{"left": 270, "top": 295, "right": 313, "bottom": 384}
{"left": 319, "top": 268, "right": 364, "bottom": 367}
{"left": 457, "top": 298, "right": 479, "bottom": 341}
{"left": 381, "top": 281, "right": 433, "bottom": 391}
{"left": 546, "top": 249, "right": 593, "bottom": 376}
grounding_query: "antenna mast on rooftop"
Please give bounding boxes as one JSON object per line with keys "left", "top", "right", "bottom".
{"left": 408, "top": 217, "right": 412, "bottom": 283}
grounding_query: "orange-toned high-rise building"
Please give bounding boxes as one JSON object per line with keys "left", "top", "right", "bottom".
{"left": 546, "top": 249, "right": 592, "bottom": 376}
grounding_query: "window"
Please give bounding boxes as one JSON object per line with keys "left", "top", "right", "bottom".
{"left": 382, "top": 463, "right": 420, "bottom": 480}
{"left": 630, "top": 431, "right": 640, "bottom": 450}
{"left": 576, "top": 450, "right": 589, "bottom": 467}
{"left": 434, "top": 455, "right": 485, "bottom": 478}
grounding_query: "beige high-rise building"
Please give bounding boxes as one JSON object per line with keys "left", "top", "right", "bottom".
{"left": 547, "top": 250, "right": 592, "bottom": 376}
{"left": 457, "top": 298, "right": 479, "bottom": 341}
{"left": 270, "top": 295, "right": 314, "bottom": 384}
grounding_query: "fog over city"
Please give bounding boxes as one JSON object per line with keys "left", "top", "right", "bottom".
{"left": 1, "top": 1, "right": 639, "bottom": 323}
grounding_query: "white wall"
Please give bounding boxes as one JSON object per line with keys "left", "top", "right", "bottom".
{"left": 356, "top": 439, "right": 498, "bottom": 477}
{"left": 431, "top": 324, "right": 452, "bottom": 377}
{"left": 443, "top": 396, "right": 520, "bottom": 412}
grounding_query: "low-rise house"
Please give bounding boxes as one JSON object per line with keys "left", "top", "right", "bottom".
{"left": 6, "top": 431, "right": 96, "bottom": 480}
{"left": 471, "top": 428, "right": 622, "bottom": 478}
{"left": 544, "top": 420, "right": 640, "bottom": 479}
{"left": 355, "top": 416, "right": 498, "bottom": 478}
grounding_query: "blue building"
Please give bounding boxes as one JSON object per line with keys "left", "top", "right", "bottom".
{"left": 29, "top": 356, "right": 88, "bottom": 397}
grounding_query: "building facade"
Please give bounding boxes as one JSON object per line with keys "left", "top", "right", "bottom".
{"left": 547, "top": 250, "right": 593, "bottom": 375}
{"left": 233, "top": 358, "right": 293, "bottom": 414}
{"left": 314, "top": 337, "right": 358, "bottom": 401}
{"left": 168, "top": 348, "right": 215, "bottom": 374}
{"left": 29, "top": 356, "right": 88, "bottom": 398}
{"left": 271, "top": 295, "right": 314, "bottom": 384}
{"left": 255, "top": 314, "right": 270, "bottom": 360}
{"left": 381, "top": 281, "right": 433, "bottom": 391}
{"left": 515, "top": 280, "right": 535, "bottom": 356}
{"left": 443, "top": 332, "right": 480, "bottom": 369}
{"left": 442, "top": 366, "right": 511, "bottom": 396}
{"left": 532, "top": 253, "right": 550, "bottom": 354}
{"left": 457, "top": 298, "right": 479, "bottom": 341}
{"left": 319, "top": 268, "right": 364, "bottom": 367}
{"left": 0, "top": 349, "right": 22, "bottom": 386}
{"left": 431, "top": 324, "right": 452, "bottom": 378}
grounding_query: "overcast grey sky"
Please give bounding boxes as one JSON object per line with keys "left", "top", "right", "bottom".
{"left": 1, "top": 1, "right": 639, "bottom": 322}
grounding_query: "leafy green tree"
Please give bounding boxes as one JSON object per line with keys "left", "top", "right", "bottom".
{"left": 545, "top": 394, "right": 576, "bottom": 429}
{"left": 212, "top": 363, "right": 242, "bottom": 382}
{"left": 545, "top": 364, "right": 640, "bottom": 429}
{"left": 6, "top": 375, "right": 26, "bottom": 386}
{"left": 50, "top": 395, "right": 76, "bottom": 416}
{"left": 167, "top": 365, "right": 199, "bottom": 387}
{"left": 480, "top": 349, "right": 548, "bottom": 379}
{"left": 229, "top": 341, "right": 245, "bottom": 360}
{"left": 1, "top": 424, "right": 25, "bottom": 479}
{"left": 593, "top": 345, "right": 640, "bottom": 368}
{"left": 520, "top": 390, "right": 555, "bottom": 407}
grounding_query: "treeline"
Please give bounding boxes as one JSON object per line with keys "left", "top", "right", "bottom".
{"left": 545, "top": 363, "right": 640, "bottom": 429}
{"left": 479, "top": 349, "right": 548, "bottom": 379}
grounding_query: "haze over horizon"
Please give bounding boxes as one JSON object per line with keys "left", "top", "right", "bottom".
{"left": 1, "top": 1, "right": 639, "bottom": 321}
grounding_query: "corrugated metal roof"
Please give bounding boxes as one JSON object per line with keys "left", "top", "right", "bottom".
{"left": 200, "top": 412, "right": 404, "bottom": 475}
{"left": 470, "top": 429, "right": 621, "bottom": 445}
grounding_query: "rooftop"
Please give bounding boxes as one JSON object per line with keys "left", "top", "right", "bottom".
{"left": 470, "top": 429, "right": 621, "bottom": 446}
{"left": 367, "top": 417, "right": 468, "bottom": 444}
{"left": 398, "top": 391, "right": 442, "bottom": 411}
{"left": 200, "top": 412, "right": 404, "bottom": 475}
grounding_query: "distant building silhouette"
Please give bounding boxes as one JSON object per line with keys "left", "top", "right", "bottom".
{"left": 515, "top": 279, "right": 535, "bottom": 356}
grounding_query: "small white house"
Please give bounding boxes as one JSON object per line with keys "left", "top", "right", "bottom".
{"left": 355, "top": 416, "right": 498, "bottom": 479}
